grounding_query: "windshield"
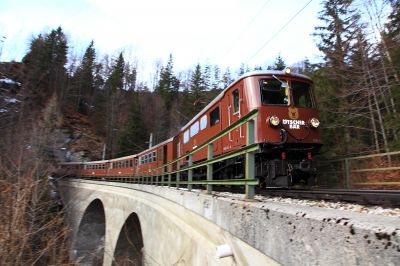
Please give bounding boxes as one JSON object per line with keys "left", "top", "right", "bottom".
{"left": 291, "top": 81, "right": 314, "bottom": 108}
{"left": 260, "top": 79, "right": 289, "bottom": 105}
{"left": 260, "top": 79, "right": 314, "bottom": 108}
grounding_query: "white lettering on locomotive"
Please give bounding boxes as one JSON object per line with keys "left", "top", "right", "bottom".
{"left": 282, "top": 119, "right": 305, "bottom": 130}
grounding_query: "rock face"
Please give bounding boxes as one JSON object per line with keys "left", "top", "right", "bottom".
{"left": 53, "top": 126, "right": 104, "bottom": 163}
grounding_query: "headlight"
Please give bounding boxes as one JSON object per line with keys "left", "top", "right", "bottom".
{"left": 309, "top": 117, "right": 320, "bottom": 128}
{"left": 269, "top": 115, "right": 280, "bottom": 127}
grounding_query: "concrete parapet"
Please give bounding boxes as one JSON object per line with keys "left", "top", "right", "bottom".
{"left": 60, "top": 180, "right": 400, "bottom": 265}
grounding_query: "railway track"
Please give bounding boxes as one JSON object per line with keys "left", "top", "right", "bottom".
{"left": 259, "top": 189, "right": 400, "bottom": 207}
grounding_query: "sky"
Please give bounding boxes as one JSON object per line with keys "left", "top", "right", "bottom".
{"left": 0, "top": 0, "right": 324, "bottom": 82}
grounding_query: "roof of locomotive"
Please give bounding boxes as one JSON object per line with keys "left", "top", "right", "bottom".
{"left": 181, "top": 70, "right": 312, "bottom": 131}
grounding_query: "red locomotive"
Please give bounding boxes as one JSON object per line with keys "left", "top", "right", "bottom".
{"left": 60, "top": 68, "right": 321, "bottom": 188}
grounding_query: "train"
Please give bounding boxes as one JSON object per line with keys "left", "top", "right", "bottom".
{"left": 59, "top": 68, "right": 322, "bottom": 188}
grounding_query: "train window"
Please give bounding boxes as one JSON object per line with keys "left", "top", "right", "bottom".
{"left": 184, "top": 130, "right": 189, "bottom": 144}
{"left": 200, "top": 115, "right": 207, "bottom": 130}
{"left": 260, "top": 79, "right": 289, "bottom": 105}
{"left": 232, "top": 89, "right": 240, "bottom": 114}
{"left": 190, "top": 121, "right": 199, "bottom": 137}
{"left": 210, "top": 106, "right": 220, "bottom": 126}
{"left": 291, "top": 81, "right": 314, "bottom": 108}
{"left": 130, "top": 160, "right": 133, "bottom": 167}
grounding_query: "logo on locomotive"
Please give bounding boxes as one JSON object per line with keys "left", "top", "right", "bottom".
{"left": 282, "top": 119, "right": 305, "bottom": 129}
{"left": 288, "top": 106, "right": 299, "bottom": 119}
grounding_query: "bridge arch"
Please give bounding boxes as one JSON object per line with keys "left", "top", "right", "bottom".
{"left": 73, "top": 198, "right": 106, "bottom": 265}
{"left": 112, "top": 212, "right": 144, "bottom": 265}
{"left": 59, "top": 180, "right": 279, "bottom": 265}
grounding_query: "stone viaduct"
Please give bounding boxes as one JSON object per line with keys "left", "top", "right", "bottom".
{"left": 58, "top": 179, "right": 400, "bottom": 266}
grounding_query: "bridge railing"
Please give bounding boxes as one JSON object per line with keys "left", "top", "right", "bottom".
{"left": 106, "top": 109, "right": 260, "bottom": 199}
{"left": 316, "top": 151, "right": 400, "bottom": 189}
{"left": 157, "top": 108, "right": 258, "bottom": 199}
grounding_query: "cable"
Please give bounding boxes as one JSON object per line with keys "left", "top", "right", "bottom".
{"left": 246, "top": 0, "right": 313, "bottom": 64}
{"left": 220, "top": 0, "right": 271, "bottom": 61}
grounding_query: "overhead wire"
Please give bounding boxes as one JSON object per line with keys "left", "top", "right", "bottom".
{"left": 245, "top": 0, "right": 314, "bottom": 65}
{"left": 219, "top": 0, "right": 271, "bottom": 62}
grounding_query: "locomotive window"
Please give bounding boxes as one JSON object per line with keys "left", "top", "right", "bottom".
{"left": 232, "top": 89, "right": 240, "bottom": 114}
{"left": 184, "top": 130, "right": 189, "bottom": 144}
{"left": 130, "top": 160, "right": 133, "bottom": 167}
{"left": 260, "top": 79, "right": 289, "bottom": 105}
{"left": 200, "top": 115, "right": 207, "bottom": 130}
{"left": 291, "top": 81, "right": 314, "bottom": 108}
{"left": 210, "top": 106, "right": 220, "bottom": 126}
{"left": 190, "top": 121, "right": 199, "bottom": 137}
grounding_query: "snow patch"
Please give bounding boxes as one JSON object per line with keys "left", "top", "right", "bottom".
{"left": 0, "top": 108, "right": 7, "bottom": 113}
{"left": 0, "top": 78, "right": 21, "bottom": 86}
{"left": 4, "top": 97, "right": 20, "bottom": 104}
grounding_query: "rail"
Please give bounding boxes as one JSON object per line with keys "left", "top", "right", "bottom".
{"left": 317, "top": 151, "right": 400, "bottom": 188}
{"left": 86, "top": 109, "right": 260, "bottom": 199}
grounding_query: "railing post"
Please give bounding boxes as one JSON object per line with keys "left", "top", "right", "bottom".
{"left": 161, "top": 174, "right": 164, "bottom": 187}
{"left": 344, "top": 158, "right": 350, "bottom": 189}
{"left": 176, "top": 160, "right": 180, "bottom": 189}
{"left": 207, "top": 143, "right": 213, "bottom": 194}
{"left": 188, "top": 155, "right": 193, "bottom": 191}
{"left": 245, "top": 119, "right": 255, "bottom": 199}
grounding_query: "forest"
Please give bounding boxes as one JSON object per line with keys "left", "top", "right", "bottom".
{"left": 1, "top": 0, "right": 399, "bottom": 162}
{"left": 0, "top": 0, "right": 398, "bottom": 264}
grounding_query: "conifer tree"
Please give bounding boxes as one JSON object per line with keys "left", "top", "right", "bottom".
{"left": 117, "top": 92, "right": 147, "bottom": 156}
{"left": 313, "top": 0, "right": 363, "bottom": 155}
{"left": 23, "top": 27, "right": 68, "bottom": 104}
{"left": 221, "top": 67, "right": 233, "bottom": 88}
{"left": 73, "top": 41, "right": 96, "bottom": 114}
{"left": 268, "top": 55, "right": 286, "bottom": 70}
{"left": 189, "top": 64, "right": 207, "bottom": 115}
{"left": 104, "top": 52, "right": 125, "bottom": 158}
{"left": 212, "top": 65, "right": 221, "bottom": 90}
{"left": 154, "top": 54, "right": 180, "bottom": 111}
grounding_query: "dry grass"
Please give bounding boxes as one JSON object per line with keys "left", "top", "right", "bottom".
{"left": 0, "top": 176, "right": 72, "bottom": 265}
{"left": 0, "top": 94, "right": 74, "bottom": 265}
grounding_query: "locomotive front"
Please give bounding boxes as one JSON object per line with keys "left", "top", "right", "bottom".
{"left": 251, "top": 69, "right": 322, "bottom": 187}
